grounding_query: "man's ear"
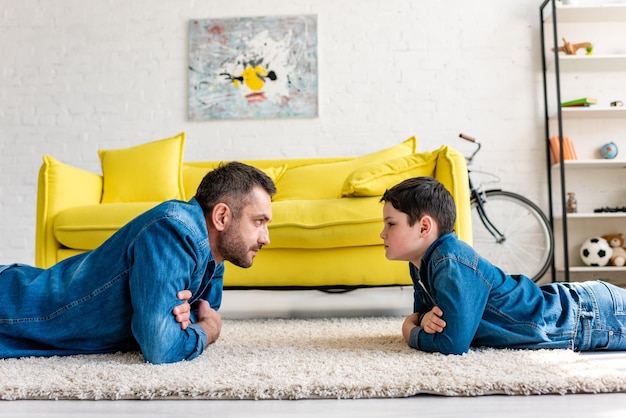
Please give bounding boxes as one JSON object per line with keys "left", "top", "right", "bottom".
{"left": 211, "top": 203, "right": 231, "bottom": 231}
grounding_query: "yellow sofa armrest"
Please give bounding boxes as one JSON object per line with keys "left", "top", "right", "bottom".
{"left": 36, "top": 156, "right": 103, "bottom": 268}
{"left": 434, "top": 146, "right": 472, "bottom": 246}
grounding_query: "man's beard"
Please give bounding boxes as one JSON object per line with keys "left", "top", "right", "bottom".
{"left": 216, "top": 223, "right": 260, "bottom": 268}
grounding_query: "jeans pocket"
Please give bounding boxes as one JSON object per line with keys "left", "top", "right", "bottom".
{"left": 600, "top": 281, "right": 626, "bottom": 315}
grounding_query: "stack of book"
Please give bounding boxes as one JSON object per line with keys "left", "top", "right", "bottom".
{"left": 561, "top": 97, "right": 597, "bottom": 108}
{"left": 550, "top": 136, "right": 578, "bottom": 163}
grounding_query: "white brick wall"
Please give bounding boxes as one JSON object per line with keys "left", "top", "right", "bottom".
{"left": 0, "top": 0, "right": 548, "bottom": 264}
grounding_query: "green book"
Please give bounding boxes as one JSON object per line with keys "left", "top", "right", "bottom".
{"left": 561, "top": 97, "right": 597, "bottom": 107}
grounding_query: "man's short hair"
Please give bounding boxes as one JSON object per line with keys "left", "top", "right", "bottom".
{"left": 195, "top": 162, "right": 276, "bottom": 218}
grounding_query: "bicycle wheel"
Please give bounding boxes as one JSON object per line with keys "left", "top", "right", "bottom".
{"left": 470, "top": 190, "right": 553, "bottom": 282}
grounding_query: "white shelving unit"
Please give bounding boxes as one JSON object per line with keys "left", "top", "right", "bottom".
{"left": 544, "top": 3, "right": 626, "bottom": 22}
{"left": 557, "top": 107, "right": 626, "bottom": 119}
{"left": 553, "top": 54, "right": 626, "bottom": 72}
{"left": 541, "top": 1, "right": 626, "bottom": 286}
{"left": 551, "top": 159, "right": 626, "bottom": 170}
{"left": 549, "top": 160, "right": 626, "bottom": 283}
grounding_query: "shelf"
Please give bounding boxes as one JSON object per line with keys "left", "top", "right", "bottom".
{"left": 568, "top": 266, "right": 626, "bottom": 273}
{"left": 554, "top": 212, "right": 626, "bottom": 220}
{"left": 550, "top": 55, "right": 626, "bottom": 72}
{"left": 544, "top": 4, "right": 626, "bottom": 23}
{"left": 549, "top": 107, "right": 626, "bottom": 119}
{"left": 552, "top": 159, "right": 626, "bottom": 169}
{"left": 541, "top": 1, "right": 626, "bottom": 283}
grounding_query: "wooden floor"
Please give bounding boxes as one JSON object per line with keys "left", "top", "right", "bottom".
{"left": 1, "top": 287, "right": 625, "bottom": 417}
{"left": 1, "top": 393, "right": 626, "bottom": 417}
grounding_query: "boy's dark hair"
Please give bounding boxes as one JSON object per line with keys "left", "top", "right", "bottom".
{"left": 380, "top": 176, "right": 456, "bottom": 235}
{"left": 195, "top": 162, "right": 276, "bottom": 219}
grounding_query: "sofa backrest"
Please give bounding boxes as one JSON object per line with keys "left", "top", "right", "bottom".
{"left": 182, "top": 156, "right": 350, "bottom": 202}
{"left": 181, "top": 139, "right": 472, "bottom": 246}
{"left": 182, "top": 136, "right": 418, "bottom": 201}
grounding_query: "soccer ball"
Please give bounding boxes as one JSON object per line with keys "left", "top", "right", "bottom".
{"left": 580, "top": 237, "right": 613, "bottom": 267}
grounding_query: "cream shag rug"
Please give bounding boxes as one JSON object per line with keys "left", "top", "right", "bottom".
{"left": 1, "top": 316, "right": 625, "bottom": 400}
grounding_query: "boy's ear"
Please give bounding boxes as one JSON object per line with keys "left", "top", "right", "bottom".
{"left": 419, "top": 215, "right": 434, "bottom": 236}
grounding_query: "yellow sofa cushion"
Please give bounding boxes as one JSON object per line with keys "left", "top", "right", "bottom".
{"left": 273, "top": 136, "right": 417, "bottom": 201}
{"left": 182, "top": 164, "right": 289, "bottom": 200}
{"left": 54, "top": 202, "right": 161, "bottom": 250}
{"left": 53, "top": 197, "right": 384, "bottom": 251}
{"left": 268, "top": 197, "right": 384, "bottom": 249}
{"left": 341, "top": 149, "right": 439, "bottom": 197}
{"left": 98, "top": 133, "right": 185, "bottom": 203}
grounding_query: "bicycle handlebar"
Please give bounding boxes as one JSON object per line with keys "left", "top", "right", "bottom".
{"left": 459, "top": 133, "right": 477, "bottom": 143}
{"left": 459, "top": 133, "right": 481, "bottom": 163}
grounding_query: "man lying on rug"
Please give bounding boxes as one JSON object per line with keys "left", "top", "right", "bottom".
{"left": 380, "top": 176, "right": 626, "bottom": 355}
{"left": 0, "top": 162, "right": 275, "bottom": 364}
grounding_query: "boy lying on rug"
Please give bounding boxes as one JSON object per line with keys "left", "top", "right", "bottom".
{"left": 380, "top": 176, "right": 626, "bottom": 355}
{"left": 0, "top": 162, "right": 275, "bottom": 364}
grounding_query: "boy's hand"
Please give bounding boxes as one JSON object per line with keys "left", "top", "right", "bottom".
{"left": 172, "top": 290, "right": 193, "bottom": 330}
{"left": 421, "top": 306, "right": 446, "bottom": 334}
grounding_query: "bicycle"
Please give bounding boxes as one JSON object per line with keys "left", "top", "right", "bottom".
{"left": 459, "top": 134, "right": 553, "bottom": 283}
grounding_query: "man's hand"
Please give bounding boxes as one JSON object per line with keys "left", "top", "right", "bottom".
{"left": 171, "top": 291, "right": 221, "bottom": 345}
{"left": 172, "top": 290, "right": 192, "bottom": 330}
{"left": 196, "top": 300, "right": 222, "bottom": 346}
{"left": 421, "top": 306, "right": 446, "bottom": 334}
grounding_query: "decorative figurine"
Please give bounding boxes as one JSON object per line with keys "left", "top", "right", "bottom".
{"left": 566, "top": 192, "right": 578, "bottom": 214}
{"left": 552, "top": 38, "right": 593, "bottom": 55}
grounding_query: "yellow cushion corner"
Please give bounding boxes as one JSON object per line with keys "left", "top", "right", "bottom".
{"left": 182, "top": 163, "right": 288, "bottom": 200}
{"left": 274, "top": 136, "right": 418, "bottom": 201}
{"left": 98, "top": 132, "right": 185, "bottom": 203}
{"left": 341, "top": 150, "right": 439, "bottom": 197}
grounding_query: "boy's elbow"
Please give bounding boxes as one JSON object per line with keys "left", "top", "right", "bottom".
{"left": 415, "top": 333, "right": 470, "bottom": 355}
{"left": 415, "top": 344, "right": 468, "bottom": 356}
{"left": 438, "top": 345, "right": 469, "bottom": 356}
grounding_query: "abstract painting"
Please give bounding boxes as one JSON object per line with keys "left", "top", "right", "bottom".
{"left": 188, "top": 15, "right": 318, "bottom": 120}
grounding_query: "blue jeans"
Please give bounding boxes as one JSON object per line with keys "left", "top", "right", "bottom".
{"left": 0, "top": 198, "right": 223, "bottom": 364}
{"left": 574, "top": 281, "right": 626, "bottom": 351}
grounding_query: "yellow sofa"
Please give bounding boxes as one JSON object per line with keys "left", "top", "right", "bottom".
{"left": 36, "top": 133, "right": 472, "bottom": 289}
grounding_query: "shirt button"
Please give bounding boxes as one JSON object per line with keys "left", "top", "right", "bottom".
{"left": 609, "top": 330, "right": 614, "bottom": 336}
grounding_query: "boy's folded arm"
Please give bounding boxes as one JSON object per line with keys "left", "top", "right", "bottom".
{"left": 410, "top": 262, "right": 489, "bottom": 355}
{"left": 413, "top": 326, "right": 472, "bottom": 355}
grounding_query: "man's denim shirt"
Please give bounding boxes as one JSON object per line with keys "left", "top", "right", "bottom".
{"left": 0, "top": 198, "right": 223, "bottom": 364}
{"left": 408, "top": 233, "right": 578, "bottom": 354}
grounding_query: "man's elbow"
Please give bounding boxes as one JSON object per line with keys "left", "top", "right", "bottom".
{"left": 138, "top": 326, "right": 206, "bottom": 364}
{"left": 142, "top": 345, "right": 202, "bottom": 364}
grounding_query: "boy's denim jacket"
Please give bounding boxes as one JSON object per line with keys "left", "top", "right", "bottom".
{"left": 408, "top": 233, "right": 578, "bottom": 354}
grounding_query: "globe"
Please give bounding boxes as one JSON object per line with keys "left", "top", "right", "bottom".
{"left": 600, "top": 142, "right": 618, "bottom": 159}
